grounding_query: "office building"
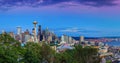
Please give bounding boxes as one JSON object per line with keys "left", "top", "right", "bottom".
{"left": 61, "top": 35, "right": 69, "bottom": 44}
{"left": 80, "top": 36, "right": 84, "bottom": 42}
{"left": 38, "top": 25, "right": 42, "bottom": 42}
{"left": 17, "top": 26, "right": 22, "bottom": 35}
{"left": 68, "top": 36, "right": 73, "bottom": 44}
{"left": 16, "top": 27, "right": 22, "bottom": 42}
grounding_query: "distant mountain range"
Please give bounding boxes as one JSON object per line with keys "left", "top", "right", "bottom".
{"left": 58, "top": 36, "right": 120, "bottom": 40}
{"left": 72, "top": 37, "right": 120, "bottom": 40}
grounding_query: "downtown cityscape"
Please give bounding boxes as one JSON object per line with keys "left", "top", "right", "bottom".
{"left": 0, "top": 21, "right": 120, "bottom": 63}
{"left": 0, "top": 0, "right": 120, "bottom": 63}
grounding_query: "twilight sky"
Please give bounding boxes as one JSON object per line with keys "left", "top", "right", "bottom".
{"left": 0, "top": 0, "right": 120, "bottom": 37}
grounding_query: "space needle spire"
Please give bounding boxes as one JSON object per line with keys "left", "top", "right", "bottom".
{"left": 33, "top": 21, "right": 38, "bottom": 42}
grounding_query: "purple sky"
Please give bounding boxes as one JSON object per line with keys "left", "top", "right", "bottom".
{"left": 0, "top": 0, "right": 120, "bottom": 37}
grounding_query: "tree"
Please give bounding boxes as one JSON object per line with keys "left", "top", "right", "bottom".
{"left": 0, "top": 44, "right": 19, "bottom": 63}
{"left": 22, "top": 42, "right": 55, "bottom": 63}
{"left": 21, "top": 42, "right": 42, "bottom": 63}
{"left": 0, "top": 33, "right": 100, "bottom": 63}
{"left": 0, "top": 33, "right": 21, "bottom": 63}
{"left": 54, "top": 45, "right": 100, "bottom": 63}
{"left": 0, "top": 33, "right": 19, "bottom": 45}
{"left": 40, "top": 42, "right": 55, "bottom": 63}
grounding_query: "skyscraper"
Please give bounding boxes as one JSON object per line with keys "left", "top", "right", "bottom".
{"left": 68, "top": 36, "right": 72, "bottom": 44}
{"left": 80, "top": 36, "right": 84, "bottom": 43}
{"left": 45, "top": 27, "right": 49, "bottom": 41}
{"left": 38, "top": 25, "right": 42, "bottom": 42}
{"left": 61, "top": 35, "right": 69, "bottom": 43}
{"left": 61, "top": 35, "right": 65, "bottom": 42}
{"left": 24, "top": 29, "right": 29, "bottom": 35}
{"left": 16, "top": 27, "right": 22, "bottom": 42}
{"left": 17, "top": 26, "right": 22, "bottom": 35}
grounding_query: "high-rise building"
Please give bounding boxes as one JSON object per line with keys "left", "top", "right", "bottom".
{"left": 21, "top": 33, "right": 25, "bottom": 42}
{"left": 61, "top": 35, "right": 65, "bottom": 42}
{"left": 17, "top": 26, "right": 22, "bottom": 35}
{"left": 80, "top": 36, "right": 84, "bottom": 43}
{"left": 24, "top": 34, "right": 31, "bottom": 42}
{"left": 42, "top": 30, "right": 46, "bottom": 41}
{"left": 24, "top": 29, "right": 29, "bottom": 35}
{"left": 16, "top": 27, "right": 22, "bottom": 42}
{"left": 45, "top": 27, "right": 49, "bottom": 41}
{"left": 48, "top": 35, "right": 52, "bottom": 43}
{"left": 68, "top": 36, "right": 73, "bottom": 44}
{"left": 65, "top": 35, "right": 69, "bottom": 43}
{"left": 61, "top": 35, "right": 69, "bottom": 43}
{"left": 38, "top": 25, "right": 42, "bottom": 42}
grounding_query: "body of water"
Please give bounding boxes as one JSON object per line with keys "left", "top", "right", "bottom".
{"left": 104, "top": 42, "right": 120, "bottom": 47}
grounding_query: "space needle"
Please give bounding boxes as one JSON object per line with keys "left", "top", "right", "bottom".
{"left": 33, "top": 21, "right": 38, "bottom": 42}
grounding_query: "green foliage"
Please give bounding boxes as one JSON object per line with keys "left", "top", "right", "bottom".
{"left": 41, "top": 42, "right": 55, "bottom": 62}
{"left": 54, "top": 45, "right": 100, "bottom": 63}
{"left": 0, "top": 45, "right": 19, "bottom": 63}
{"left": 21, "top": 42, "right": 42, "bottom": 63}
{"left": 21, "top": 42, "right": 55, "bottom": 63}
{"left": 0, "top": 33, "right": 19, "bottom": 46}
{"left": 0, "top": 33, "right": 21, "bottom": 63}
{"left": 0, "top": 33, "right": 100, "bottom": 63}
{"left": 106, "top": 60, "right": 112, "bottom": 63}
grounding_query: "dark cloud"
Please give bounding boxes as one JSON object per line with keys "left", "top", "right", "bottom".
{"left": 77, "top": 0, "right": 117, "bottom": 7}
{"left": 0, "top": 0, "right": 118, "bottom": 10}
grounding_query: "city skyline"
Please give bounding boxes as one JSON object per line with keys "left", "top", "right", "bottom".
{"left": 0, "top": 0, "right": 120, "bottom": 37}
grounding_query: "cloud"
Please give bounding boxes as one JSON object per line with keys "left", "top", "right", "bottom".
{"left": 59, "top": 27, "right": 80, "bottom": 33}
{"left": 76, "top": 0, "right": 118, "bottom": 7}
{"left": 0, "top": 0, "right": 118, "bottom": 10}
{"left": 55, "top": 27, "right": 100, "bottom": 33}
{"left": 52, "top": 27, "right": 101, "bottom": 36}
